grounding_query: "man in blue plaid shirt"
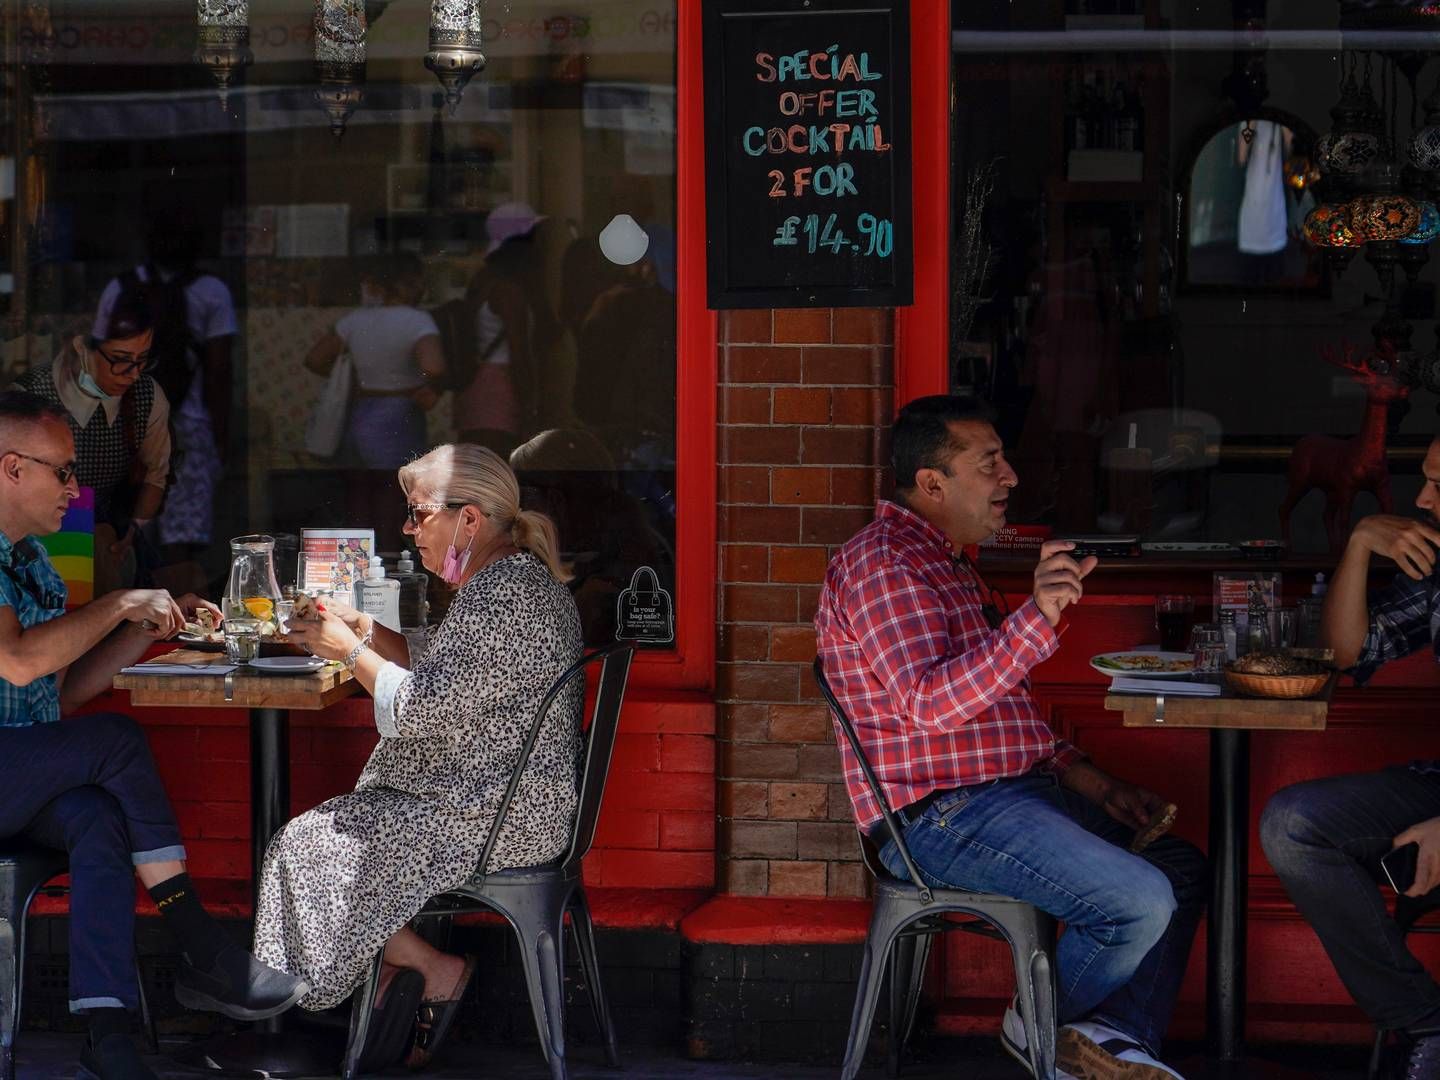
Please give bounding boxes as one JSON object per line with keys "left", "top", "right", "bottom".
{"left": 1262, "top": 434, "right": 1440, "bottom": 1079}
{"left": 0, "top": 391, "right": 307, "bottom": 1080}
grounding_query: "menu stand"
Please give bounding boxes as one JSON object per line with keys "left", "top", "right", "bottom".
{"left": 115, "top": 651, "right": 361, "bottom": 1077}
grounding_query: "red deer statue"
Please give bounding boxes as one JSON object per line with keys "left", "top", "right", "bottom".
{"left": 1279, "top": 339, "right": 1411, "bottom": 553}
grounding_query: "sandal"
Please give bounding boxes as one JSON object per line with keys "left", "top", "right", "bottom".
{"left": 357, "top": 968, "right": 425, "bottom": 1072}
{"left": 404, "top": 954, "right": 479, "bottom": 1070}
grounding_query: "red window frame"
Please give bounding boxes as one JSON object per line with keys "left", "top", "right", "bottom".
{"left": 896, "top": 1, "right": 951, "bottom": 407}
{"left": 642, "top": 2, "right": 718, "bottom": 693}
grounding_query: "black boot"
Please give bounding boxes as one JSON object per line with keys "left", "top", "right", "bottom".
{"left": 174, "top": 944, "right": 311, "bottom": 1021}
{"left": 77, "top": 1034, "right": 157, "bottom": 1080}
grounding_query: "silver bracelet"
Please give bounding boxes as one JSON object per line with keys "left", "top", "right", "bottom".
{"left": 342, "top": 638, "right": 368, "bottom": 669}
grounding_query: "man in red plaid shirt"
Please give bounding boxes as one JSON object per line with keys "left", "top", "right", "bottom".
{"left": 816, "top": 396, "right": 1205, "bottom": 1080}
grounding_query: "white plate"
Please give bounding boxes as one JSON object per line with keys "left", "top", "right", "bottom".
{"left": 246, "top": 656, "right": 328, "bottom": 672}
{"left": 176, "top": 631, "right": 224, "bottom": 647}
{"left": 1089, "top": 651, "right": 1196, "bottom": 678}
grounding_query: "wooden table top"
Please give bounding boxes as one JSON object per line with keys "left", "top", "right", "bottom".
{"left": 113, "top": 649, "right": 361, "bottom": 711}
{"left": 1103, "top": 673, "right": 1337, "bottom": 731}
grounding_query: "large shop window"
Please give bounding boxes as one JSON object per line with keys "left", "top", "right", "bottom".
{"left": 950, "top": 2, "right": 1440, "bottom": 554}
{"left": 2, "top": 1, "right": 678, "bottom": 647}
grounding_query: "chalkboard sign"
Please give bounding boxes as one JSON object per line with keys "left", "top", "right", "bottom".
{"left": 703, "top": 0, "right": 913, "bottom": 309}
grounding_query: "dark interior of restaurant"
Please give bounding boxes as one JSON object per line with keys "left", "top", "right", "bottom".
{"left": 951, "top": 0, "right": 1440, "bottom": 555}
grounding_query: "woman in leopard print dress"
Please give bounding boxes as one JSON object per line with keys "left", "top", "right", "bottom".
{"left": 255, "top": 444, "right": 583, "bottom": 1022}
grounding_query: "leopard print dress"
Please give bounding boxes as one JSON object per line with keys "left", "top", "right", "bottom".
{"left": 252, "top": 552, "right": 584, "bottom": 1010}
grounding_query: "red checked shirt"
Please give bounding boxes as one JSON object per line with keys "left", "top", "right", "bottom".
{"left": 814, "top": 501, "right": 1085, "bottom": 834}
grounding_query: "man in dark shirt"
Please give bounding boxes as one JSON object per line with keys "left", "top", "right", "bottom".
{"left": 1262, "top": 434, "right": 1440, "bottom": 1079}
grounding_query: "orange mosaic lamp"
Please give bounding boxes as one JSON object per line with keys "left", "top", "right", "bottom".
{"left": 1346, "top": 193, "right": 1422, "bottom": 243}
{"left": 1303, "top": 203, "right": 1361, "bottom": 248}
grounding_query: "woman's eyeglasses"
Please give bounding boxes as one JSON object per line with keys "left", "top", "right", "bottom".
{"left": 95, "top": 345, "right": 156, "bottom": 376}
{"left": 10, "top": 452, "right": 78, "bottom": 487}
{"left": 404, "top": 501, "right": 464, "bottom": 527}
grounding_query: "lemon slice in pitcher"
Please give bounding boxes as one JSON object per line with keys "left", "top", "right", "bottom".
{"left": 242, "top": 597, "right": 275, "bottom": 620}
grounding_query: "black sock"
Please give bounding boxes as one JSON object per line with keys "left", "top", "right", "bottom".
{"left": 147, "top": 872, "right": 229, "bottom": 968}
{"left": 86, "top": 1006, "right": 130, "bottom": 1046}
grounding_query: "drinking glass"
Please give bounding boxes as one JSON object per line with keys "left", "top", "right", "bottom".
{"left": 1155, "top": 594, "right": 1195, "bottom": 652}
{"left": 1193, "top": 640, "right": 1227, "bottom": 678}
{"left": 224, "top": 617, "right": 261, "bottom": 664}
{"left": 274, "top": 598, "right": 295, "bottom": 635}
{"left": 1188, "top": 623, "right": 1222, "bottom": 652}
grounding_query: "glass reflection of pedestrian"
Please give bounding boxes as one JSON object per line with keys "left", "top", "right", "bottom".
{"left": 94, "top": 212, "right": 237, "bottom": 595}
{"left": 573, "top": 221, "right": 677, "bottom": 514}
{"left": 1237, "top": 120, "right": 1292, "bottom": 283}
{"left": 452, "top": 203, "right": 553, "bottom": 458}
{"left": 305, "top": 256, "right": 444, "bottom": 470}
{"left": 13, "top": 289, "right": 170, "bottom": 596}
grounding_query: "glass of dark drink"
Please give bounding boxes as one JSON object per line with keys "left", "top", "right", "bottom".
{"left": 1155, "top": 594, "right": 1194, "bottom": 652}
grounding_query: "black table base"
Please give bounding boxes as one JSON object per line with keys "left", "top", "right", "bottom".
{"left": 185, "top": 708, "right": 338, "bottom": 1077}
{"left": 1208, "top": 728, "right": 1250, "bottom": 1064}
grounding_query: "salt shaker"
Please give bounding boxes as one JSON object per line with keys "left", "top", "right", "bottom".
{"left": 1218, "top": 609, "right": 1238, "bottom": 661}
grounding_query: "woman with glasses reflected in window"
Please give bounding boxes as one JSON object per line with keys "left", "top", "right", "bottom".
{"left": 13, "top": 286, "right": 170, "bottom": 596}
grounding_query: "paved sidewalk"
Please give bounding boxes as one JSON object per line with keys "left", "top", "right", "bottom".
{"left": 13, "top": 1032, "right": 1373, "bottom": 1079}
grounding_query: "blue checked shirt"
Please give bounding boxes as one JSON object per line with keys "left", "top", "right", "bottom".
{"left": 0, "top": 529, "right": 68, "bottom": 727}
{"left": 1346, "top": 568, "right": 1440, "bottom": 775}
{"left": 1348, "top": 570, "right": 1440, "bottom": 685}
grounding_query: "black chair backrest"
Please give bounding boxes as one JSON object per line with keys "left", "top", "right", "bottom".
{"left": 563, "top": 642, "right": 634, "bottom": 871}
{"left": 813, "top": 657, "right": 935, "bottom": 905}
{"left": 477, "top": 641, "right": 635, "bottom": 881}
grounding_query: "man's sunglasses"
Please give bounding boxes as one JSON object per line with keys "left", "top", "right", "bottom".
{"left": 404, "top": 501, "right": 465, "bottom": 527}
{"left": 95, "top": 344, "right": 157, "bottom": 376}
{"left": 9, "top": 452, "right": 78, "bottom": 486}
{"left": 953, "top": 554, "right": 1010, "bottom": 630}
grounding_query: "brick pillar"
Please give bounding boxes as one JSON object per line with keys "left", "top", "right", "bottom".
{"left": 716, "top": 307, "right": 895, "bottom": 898}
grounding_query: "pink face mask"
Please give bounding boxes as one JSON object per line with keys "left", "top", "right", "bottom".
{"left": 440, "top": 512, "right": 474, "bottom": 585}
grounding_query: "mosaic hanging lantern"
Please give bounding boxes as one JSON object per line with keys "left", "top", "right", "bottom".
{"left": 314, "top": 0, "right": 367, "bottom": 139}
{"left": 195, "top": 0, "right": 251, "bottom": 107}
{"left": 1284, "top": 155, "right": 1321, "bottom": 192}
{"left": 1411, "top": 80, "right": 1440, "bottom": 172}
{"left": 1303, "top": 204, "right": 1359, "bottom": 249}
{"left": 426, "top": 1, "right": 486, "bottom": 112}
{"left": 1401, "top": 200, "right": 1440, "bottom": 245}
{"left": 1318, "top": 56, "right": 1384, "bottom": 179}
{"left": 1347, "top": 193, "right": 1421, "bottom": 243}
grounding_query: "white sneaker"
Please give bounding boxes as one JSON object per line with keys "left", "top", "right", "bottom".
{"left": 1057, "top": 1019, "right": 1185, "bottom": 1080}
{"left": 1000, "top": 1003, "right": 1079, "bottom": 1079}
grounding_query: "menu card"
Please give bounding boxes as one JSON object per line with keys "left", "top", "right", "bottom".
{"left": 299, "top": 528, "right": 375, "bottom": 607}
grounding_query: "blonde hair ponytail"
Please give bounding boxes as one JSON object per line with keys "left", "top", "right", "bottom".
{"left": 511, "top": 509, "right": 572, "bottom": 583}
{"left": 399, "top": 442, "right": 573, "bottom": 583}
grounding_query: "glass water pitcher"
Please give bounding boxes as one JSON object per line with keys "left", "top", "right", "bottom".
{"left": 225, "top": 534, "right": 283, "bottom": 626}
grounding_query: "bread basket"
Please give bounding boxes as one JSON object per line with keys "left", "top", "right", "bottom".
{"left": 1223, "top": 669, "right": 1331, "bottom": 699}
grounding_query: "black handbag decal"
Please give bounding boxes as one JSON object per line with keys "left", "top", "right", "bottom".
{"left": 615, "top": 565, "right": 674, "bottom": 644}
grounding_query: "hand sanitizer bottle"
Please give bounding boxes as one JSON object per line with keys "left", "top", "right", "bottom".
{"left": 356, "top": 556, "right": 401, "bottom": 632}
{"left": 393, "top": 549, "right": 430, "bottom": 658}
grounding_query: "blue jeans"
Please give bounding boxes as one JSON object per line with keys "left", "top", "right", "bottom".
{"left": 1261, "top": 766, "right": 1440, "bottom": 1032}
{"left": 0, "top": 714, "right": 187, "bottom": 1012}
{"left": 880, "top": 771, "right": 1207, "bottom": 1056}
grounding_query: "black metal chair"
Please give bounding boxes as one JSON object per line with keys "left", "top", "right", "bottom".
{"left": 1367, "top": 891, "right": 1440, "bottom": 1080}
{"left": 341, "top": 642, "right": 636, "bottom": 1080}
{"left": 813, "top": 658, "right": 1059, "bottom": 1080}
{"left": 0, "top": 842, "right": 157, "bottom": 1080}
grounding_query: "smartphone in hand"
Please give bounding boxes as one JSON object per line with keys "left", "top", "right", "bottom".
{"left": 1382, "top": 842, "right": 1419, "bottom": 894}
